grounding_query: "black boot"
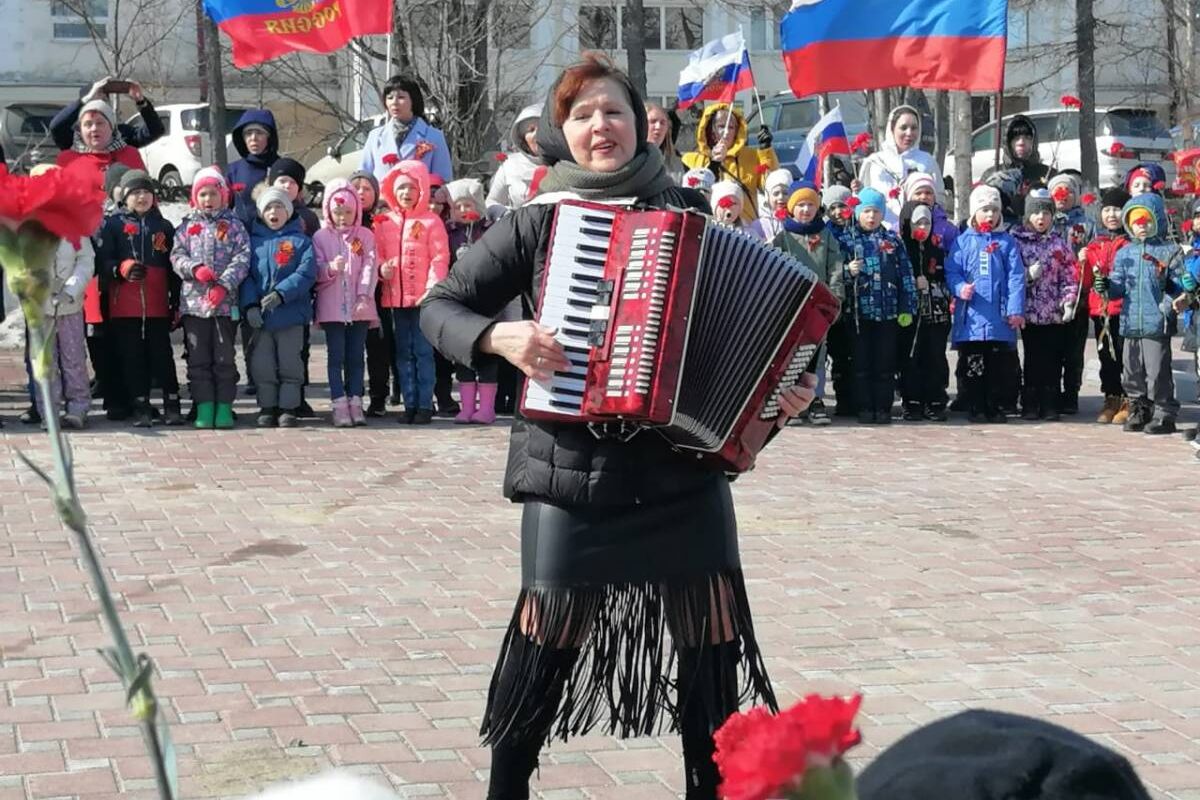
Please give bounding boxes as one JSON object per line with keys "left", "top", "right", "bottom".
{"left": 678, "top": 642, "right": 742, "bottom": 800}
{"left": 484, "top": 636, "right": 578, "bottom": 800}
{"left": 132, "top": 398, "right": 154, "bottom": 428}
{"left": 163, "top": 396, "right": 183, "bottom": 426}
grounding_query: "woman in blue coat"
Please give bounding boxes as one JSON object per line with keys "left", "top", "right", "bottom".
{"left": 946, "top": 184, "right": 1027, "bottom": 422}
{"left": 360, "top": 75, "right": 453, "bottom": 184}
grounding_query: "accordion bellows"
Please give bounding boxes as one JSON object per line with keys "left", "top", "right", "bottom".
{"left": 521, "top": 200, "right": 840, "bottom": 472}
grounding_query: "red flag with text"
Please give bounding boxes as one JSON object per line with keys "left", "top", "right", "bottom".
{"left": 204, "top": 0, "right": 392, "bottom": 68}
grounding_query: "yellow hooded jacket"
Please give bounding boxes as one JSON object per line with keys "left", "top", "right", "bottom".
{"left": 681, "top": 103, "right": 779, "bottom": 222}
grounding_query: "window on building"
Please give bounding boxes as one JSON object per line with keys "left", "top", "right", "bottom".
{"left": 51, "top": 0, "right": 107, "bottom": 40}
{"left": 663, "top": 6, "right": 703, "bottom": 50}
{"left": 579, "top": 5, "right": 618, "bottom": 49}
{"left": 622, "top": 3, "right": 662, "bottom": 51}
{"left": 494, "top": 1, "right": 533, "bottom": 50}
{"left": 749, "top": 2, "right": 788, "bottom": 51}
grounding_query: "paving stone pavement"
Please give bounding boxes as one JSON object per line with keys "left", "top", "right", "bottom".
{"left": 1, "top": 340, "right": 1199, "bottom": 800}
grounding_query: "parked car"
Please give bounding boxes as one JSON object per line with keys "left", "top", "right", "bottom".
{"left": 306, "top": 115, "right": 384, "bottom": 195}
{"left": 0, "top": 102, "right": 61, "bottom": 173}
{"left": 127, "top": 103, "right": 248, "bottom": 189}
{"left": 943, "top": 107, "right": 1177, "bottom": 189}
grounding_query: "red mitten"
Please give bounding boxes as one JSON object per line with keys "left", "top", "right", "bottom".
{"left": 205, "top": 285, "right": 228, "bottom": 308}
{"left": 194, "top": 265, "right": 217, "bottom": 283}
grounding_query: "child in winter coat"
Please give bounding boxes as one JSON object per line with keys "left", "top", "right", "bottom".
{"left": 240, "top": 187, "right": 318, "bottom": 427}
{"left": 29, "top": 166, "right": 94, "bottom": 428}
{"left": 376, "top": 159, "right": 451, "bottom": 424}
{"left": 1096, "top": 193, "right": 1188, "bottom": 434}
{"left": 773, "top": 181, "right": 845, "bottom": 424}
{"left": 350, "top": 169, "right": 397, "bottom": 418}
{"left": 97, "top": 169, "right": 182, "bottom": 427}
{"left": 487, "top": 103, "right": 542, "bottom": 213}
{"left": 901, "top": 172, "right": 958, "bottom": 255}
{"left": 444, "top": 178, "right": 502, "bottom": 424}
{"left": 1125, "top": 164, "right": 1166, "bottom": 197}
{"left": 427, "top": 172, "right": 460, "bottom": 417}
{"left": 899, "top": 202, "right": 953, "bottom": 421}
{"left": 822, "top": 184, "right": 857, "bottom": 416}
{"left": 1011, "top": 190, "right": 1079, "bottom": 421}
{"left": 841, "top": 187, "right": 917, "bottom": 424}
{"left": 1046, "top": 173, "right": 1095, "bottom": 414}
{"left": 1081, "top": 187, "right": 1132, "bottom": 423}
{"left": 712, "top": 181, "right": 751, "bottom": 235}
{"left": 946, "top": 185, "right": 1027, "bottom": 423}
{"left": 266, "top": 158, "right": 321, "bottom": 235}
{"left": 750, "top": 168, "right": 794, "bottom": 241}
{"left": 171, "top": 167, "right": 251, "bottom": 429}
{"left": 314, "top": 179, "right": 377, "bottom": 428}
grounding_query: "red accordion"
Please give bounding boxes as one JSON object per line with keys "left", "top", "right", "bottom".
{"left": 520, "top": 200, "right": 840, "bottom": 472}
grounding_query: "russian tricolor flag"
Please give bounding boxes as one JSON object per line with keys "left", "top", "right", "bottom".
{"left": 781, "top": 0, "right": 1008, "bottom": 97}
{"left": 204, "top": 0, "right": 392, "bottom": 68}
{"left": 795, "top": 106, "right": 850, "bottom": 188}
{"left": 677, "top": 32, "right": 756, "bottom": 110}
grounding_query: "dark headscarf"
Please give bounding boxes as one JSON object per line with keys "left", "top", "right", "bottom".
{"left": 535, "top": 68, "right": 649, "bottom": 168}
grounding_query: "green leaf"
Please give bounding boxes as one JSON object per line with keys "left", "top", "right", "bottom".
{"left": 792, "top": 760, "right": 857, "bottom": 800}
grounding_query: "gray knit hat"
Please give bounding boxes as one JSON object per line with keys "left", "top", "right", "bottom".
{"left": 822, "top": 184, "right": 852, "bottom": 208}
{"left": 445, "top": 178, "right": 485, "bottom": 213}
{"left": 79, "top": 99, "right": 117, "bottom": 130}
{"left": 256, "top": 185, "right": 294, "bottom": 218}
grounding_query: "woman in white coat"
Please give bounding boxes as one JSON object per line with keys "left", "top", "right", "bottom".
{"left": 857, "top": 105, "right": 943, "bottom": 230}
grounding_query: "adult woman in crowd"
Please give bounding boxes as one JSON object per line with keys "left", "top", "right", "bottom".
{"left": 51, "top": 77, "right": 163, "bottom": 171}
{"left": 360, "top": 75, "right": 453, "bottom": 183}
{"left": 857, "top": 104, "right": 943, "bottom": 229}
{"left": 681, "top": 102, "right": 777, "bottom": 223}
{"left": 487, "top": 103, "right": 544, "bottom": 213}
{"left": 646, "top": 101, "right": 685, "bottom": 183}
{"left": 420, "top": 53, "right": 814, "bottom": 800}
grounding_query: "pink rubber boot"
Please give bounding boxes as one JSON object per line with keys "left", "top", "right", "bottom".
{"left": 332, "top": 397, "right": 353, "bottom": 428}
{"left": 472, "top": 383, "right": 497, "bottom": 424}
{"left": 455, "top": 382, "right": 477, "bottom": 424}
{"left": 348, "top": 396, "right": 366, "bottom": 426}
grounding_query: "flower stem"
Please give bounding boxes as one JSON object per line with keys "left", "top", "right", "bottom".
{"left": 25, "top": 323, "right": 177, "bottom": 800}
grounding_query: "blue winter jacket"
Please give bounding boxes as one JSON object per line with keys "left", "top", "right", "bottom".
{"left": 240, "top": 218, "right": 317, "bottom": 331}
{"left": 1107, "top": 193, "right": 1186, "bottom": 338}
{"left": 1182, "top": 246, "right": 1200, "bottom": 332}
{"left": 838, "top": 224, "right": 916, "bottom": 322}
{"left": 1053, "top": 205, "right": 1096, "bottom": 250}
{"left": 946, "top": 226, "right": 1026, "bottom": 345}
{"left": 226, "top": 109, "right": 279, "bottom": 228}
{"left": 360, "top": 117, "right": 453, "bottom": 183}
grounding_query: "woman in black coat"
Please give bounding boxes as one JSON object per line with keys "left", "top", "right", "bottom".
{"left": 420, "top": 54, "right": 815, "bottom": 800}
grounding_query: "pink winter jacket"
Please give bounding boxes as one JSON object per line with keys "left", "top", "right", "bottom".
{"left": 375, "top": 159, "right": 450, "bottom": 309}
{"left": 313, "top": 179, "right": 378, "bottom": 324}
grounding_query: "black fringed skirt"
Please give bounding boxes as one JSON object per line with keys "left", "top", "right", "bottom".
{"left": 480, "top": 477, "right": 777, "bottom": 745}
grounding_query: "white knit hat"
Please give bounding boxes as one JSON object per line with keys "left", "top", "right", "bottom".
{"left": 711, "top": 180, "right": 741, "bottom": 208}
{"left": 903, "top": 171, "right": 937, "bottom": 202}
{"left": 79, "top": 99, "right": 117, "bottom": 130}
{"left": 682, "top": 168, "right": 716, "bottom": 192}
{"left": 969, "top": 184, "right": 1001, "bottom": 217}
{"left": 445, "top": 178, "right": 485, "bottom": 213}
{"left": 1048, "top": 172, "right": 1081, "bottom": 199}
{"left": 764, "top": 168, "right": 793, "bottom": 195}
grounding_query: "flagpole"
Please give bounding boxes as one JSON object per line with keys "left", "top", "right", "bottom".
{"left": 739, "top": 27, "right": 767, "bottom": 127}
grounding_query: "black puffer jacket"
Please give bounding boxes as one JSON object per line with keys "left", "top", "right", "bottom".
{"left": 420, "top": 187, "right": 719, "bottom": 507}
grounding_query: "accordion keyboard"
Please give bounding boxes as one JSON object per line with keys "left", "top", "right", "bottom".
{"left": 523, "top": 204, "right": 618, "bottom": 416}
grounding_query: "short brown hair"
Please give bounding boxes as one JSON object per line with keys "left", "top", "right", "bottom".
{"left": 551, "top": 52, "right": 634, "bottom": 126}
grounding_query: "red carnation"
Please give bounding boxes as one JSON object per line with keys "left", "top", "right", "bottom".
{"left": 978, "top": 221, "right": 994, "bottom": 234}
{"left": 333, "top": 195, "right": 346, "bottom": 206}
{"left": 717, "top": 196, "right": 735, "bottom": 209}
{"left": 1183, "top": 219, "right": 1194, "bottom": 234}
{"left": 494, "top": 152, "right": 508, "bottom": 163}
{"left": 382, "top": 153, "right": 400, "bottom": 166}
{"left": 462, "top": 210, "right": 481, "bottom": 222}
{"left": 187, "top": 223, "right": 202, "bottom": 236}
{"left": 755, "top": 163, "right": 771, "bottom": 175}
{"left": 1060, "top": 94, "right": 1082, "bottom": 109}
{"left": 1081, "top": 192, "right": 1097, "bottom": 205}
{"left": 686, "top": 177, "right": 701, "bottom": 188}
{"left": 123, "top": 222, "right": 139, "bottom": 236}
{"left": 1109, "top": 142, "right": 1125, "bottom": 156}
{"left": 1052, "top": 185, "right": 1071, "bottom": 202}
{"left": 774, "top": 208, "right": 788, "bottom": 220}
{"left": 274, "top": 249, "right": 290, "bottom": 266}
{"left": 888, "top": 187, "right": 900, "bottom": 199}
{"left": 839, "top": 207, "right": 852, "bottom": 220}
{"left": 0, "top": 159, "right": 106, "bottom": 246}
{"left": 231, "top": 182, "right": 247, "bottom": 193}
{"left": 1154, "top": 180, "right": 1166, "bottom": 191}
{"left": 850, "top": 132, "right": 873, "bottom": 153}
{"left": 1169, "top": 207, "right": 1180, "bottom": 216}
{"left": 846, "top": 196, "right": 861, "bottom": 209}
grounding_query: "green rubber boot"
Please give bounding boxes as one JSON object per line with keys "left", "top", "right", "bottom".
{"left": 214, "top": 402, "right": 235, "bottom": 429}
{"left": 194, "top": 401, "right": 215, "bottom": 429}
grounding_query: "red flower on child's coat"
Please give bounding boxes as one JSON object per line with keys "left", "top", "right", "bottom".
{"left": 231, "top": 183, "right": 247, "bottom": 193}
{"left": 879, "top": 240, "right": 896, "bottom": 254}
{"left": 717, "top": 196, "right": 735, "bottom": 209}
{"left": 1081, "top": 192, "right": 1097, "bottom": 205}
{"left": 774, "top": 208, "right": 788, "bottom": 220}
{"left": 274, "top": 249, "right": 290, "bottom": 266}
{"left": 985, "top": 242, "right": 999, "bottom": 254}
{"left": 123, "top": 222, "right": 139, "bottom": 236}
{"left": 187, "top": 223, "right": 202, "bottom": 236}
{"left": 382, "top": 153, "right": 400, "bottom": 166}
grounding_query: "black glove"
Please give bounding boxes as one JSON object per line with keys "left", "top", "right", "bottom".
{"left": 757, "top": 125, "right": 773, "bottom": 149}
{"left": 1093, "top": 275, "right": 1109, "bottom": 294}
{"left": 245, "top": 306, "right": 264, "bottom": 329}
{"left": 128, "top": 262, "right": 147, "bottom": 281}
{"left": 260, "top": 291, "right": 283, "bottom": 313}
